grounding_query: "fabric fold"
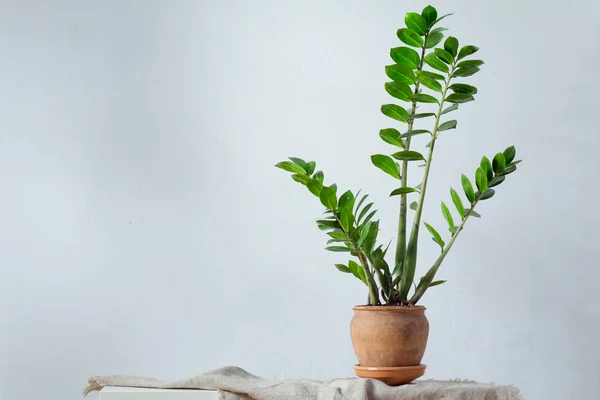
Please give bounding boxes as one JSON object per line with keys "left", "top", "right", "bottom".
{"left": 84, "top": 366, "right": 526, "bottom": 400}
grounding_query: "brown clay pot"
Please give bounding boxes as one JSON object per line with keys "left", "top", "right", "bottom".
{"left": 350, "top": 305, "right": 429, "bottom": 368}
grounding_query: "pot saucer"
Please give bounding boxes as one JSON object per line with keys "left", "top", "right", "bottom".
{"left": 353, "top": 364, "right": 426, "bottom": 386}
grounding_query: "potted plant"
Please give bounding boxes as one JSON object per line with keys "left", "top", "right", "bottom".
{"left": 276, "top": 5, "right": 521, "bottom": 385}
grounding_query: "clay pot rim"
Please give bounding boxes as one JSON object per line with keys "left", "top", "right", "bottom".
{"left": 353, "top": 305, "right": 426, "bottom": 312}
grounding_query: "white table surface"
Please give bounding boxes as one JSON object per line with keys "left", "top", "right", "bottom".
{"left": 99, "top": 386, "right": 219, "bottom": 400}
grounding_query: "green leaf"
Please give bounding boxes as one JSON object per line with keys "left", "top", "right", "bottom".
{"left": 340, "top": 209, "right": 353, "bottom": 232}
{"left": 445, "top": 93, "right": 475, "bottom": 104}
{"left": 381, "top": 104, "right": 409, "bottom": 122}
{"left": 488, "top": 175, "right": 505, "bottom": 188}
{"left": 400, "top": 129, "right": 431, "bottom": 138}
{"left": 338, "top": 190, "right": 355, "bottom": 212}
{"left": 441, "top": 103, "right": 459, "bottom": 115}
{"left": 426, "top": 31, "right": 444, "bottom": 48}
{"left": 421, "top": 5, "right": 438, "bottom": 27}
{"left": 319, "top": 185, "right": 338, "bottom": 210}
{"left": 390, "top": 47, "right": 420, "bottom": 70}
{"left": 348, "top": 260, "right": 368, "bottom": 285}
{"left": 317, "top": 219, "right": 340, "bottom": 230}
{"left": 405, "top": 12, "right": 428, "bottom": 36}
{"left": 275, "top": 161, "right": 306, "bottom": 174}
{"left": 492, "top": 153, "right": 506, "bottom": 173}
{"left": 430, "top": 280, "right": 447, "bottom": 287}
{"left": 501, "top": 165, "right": 517, "bottom": 175}
{"left": 424, "top": 222, "right": 445, "bottom": 249}
{"left": 503, "top": 146, "right": 516, "bottom": 164}
{"left": 409, "top": 201, "right": 418, "bottom": 211}
{"left": 424, "top": 54, "right": 449, "bottom": 72}
{"left": 390, "top": 187, "right": 417, "bottom": 196}
{"left": 379, "top": 128, "right": 404, "bottom": 148}
{"left": 325, "top": 246, "right": 350, "bottom": 252}
{"left": 453, "top": 67, "right": 480, "bottom": 77}
{"left": 416, "top": 75, "right": 442, "bottom": 92}
{"left": 289, "top": 157, "right": 308, "bottom": 171}
{"left": 381, "top": 242, "right": 391, "bottom": 259}
{"left": 408, "top": 112, "right": 436, "bottom": 120}
{"left": 441, "top": 201, "right": 455, "bottom": 233}
{"left": 431, "top": 13, "right": 453, "bottom": 28}
{"left": 361, "top": 210, "right": 377, "bottom": 227}
{"left": 307, "top": 179, "right": 323, "bottom": 196}
{"left": 385, "top": 64, "right": 416, "bottom": 85}
{"left": 355, "top": 193, "right": 368, "bottom": 214}
{"left": 416, "top": 70, "right": 445, "bottom": 81}
{"left": 356, "top": 265, "right": 368, "bottom": 285}
{"left": 461, "top": 174, "right": 476, "bottom": 203}
{"left": 385, "top": 81, "right": 411, "bottom": 102}
{"left": 335, "top": 264, "right": 351, "bottom": 273}
{"left": 480, "top": 156, "right": 494, "bottom": 181}
{"left": 434, "top": 48, "right": 454, "bottom": 64}
{"left": 449, "top": 83, "right": 478, "bottom": 94}
{"left": 475, "top": 167, "right": 488, "bottom": 193}
{"left": 306, "top": 161, "right": 316, "bottom": 175}
{"left": 392, "top": 150, "right": 426, "bottom": 161}
{"left": 377, "top": 243, "right": 390, "bottom": 257}
{"left": 444, "top": 36, "right": 459, "bottom": 58}
{"left": 292, "top": 174, "right": 310, "bottom": 184}
{"left": 393, "top": 261, "right": 403, "bottom": 279}
{"left": 357, "top": 203, "right": 374, "bottom": 224}
{"left": 314, "top": 171, "right": 324, "bottom": 183}
{"left": 508, "top": 160, "right": 522, "bottom": 167}
{"left": 457, "top": 59, "right": 484, "bottom": 68}
{"left": 479, "top": 188, "right": 495, "bottom": 200}
{"left": 363, "top": 220, "right": 379, "bottom": 253}
{"left": 374, "top": 260, "right": 391, "bottom": 296}
{"left": 409, "top": 93, "right": 439, "bottom": 103}
{"left": 397, "top": 28, "right": 424, "bottom": 47}
{"left": 457, "top": 45, "right": 479, "bottom": 60}
{"left": 450, "top": 187, "right": 465, "bottom": 218}
{"left": 328, "top": 231, "right": 347, "bottom": 240}
{"left": 466, "top": 208, "right": 481, "bottom": 218}
{"left": 371, "top": 154, "right": 400, "bottom": 179}
{"left": 438, "top": 120, "right": 457, "bottom": 131}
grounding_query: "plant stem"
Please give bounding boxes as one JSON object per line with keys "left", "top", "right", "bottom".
{"left": 399, "top": 61, "right": 456, "bottom": 298}
{"left": 363, "top": 250, "right": 392, "bottom": 305}
{"left": 335, "top": 213, "right": 380, "bottom": 305}
{"left": 359, "top": 252, "right": 380, "bottom": 305}
{"left": 395, "top": 34, "right": 429, "bottom": 280}
{"left": 359, "top": 250, "right": 381, "bottom": 305}
{"left": 410, "top": 194, "right": 483, "bottom": 304}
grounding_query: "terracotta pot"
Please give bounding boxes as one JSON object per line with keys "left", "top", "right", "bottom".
{"left": 350, "top": 305, "right": 429, "bottom": 368}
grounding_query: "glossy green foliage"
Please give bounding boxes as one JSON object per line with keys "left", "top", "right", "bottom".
{"left": 276, "top": 5, "right": 521, "bottom": 306}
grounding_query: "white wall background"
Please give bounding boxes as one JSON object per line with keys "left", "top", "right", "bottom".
{"left": 0, "top": 1, "right": 598, "bottom": 399}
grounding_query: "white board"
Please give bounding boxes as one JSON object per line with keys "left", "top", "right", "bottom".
{"left": 99, "top": 386, "right": 219, "bottom": 400}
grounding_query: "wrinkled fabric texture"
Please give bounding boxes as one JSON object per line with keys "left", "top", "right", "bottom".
{"left": 84, "top": 366, "right": 526, "bottom": 400}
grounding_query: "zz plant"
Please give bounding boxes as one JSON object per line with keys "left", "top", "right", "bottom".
{"left": 276, "top": 5, "right": 521, "bottom": 306}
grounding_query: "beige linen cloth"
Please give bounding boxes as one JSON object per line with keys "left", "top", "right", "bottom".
{"left": 84, "top": 366, "right": 525, "bottom": 400}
